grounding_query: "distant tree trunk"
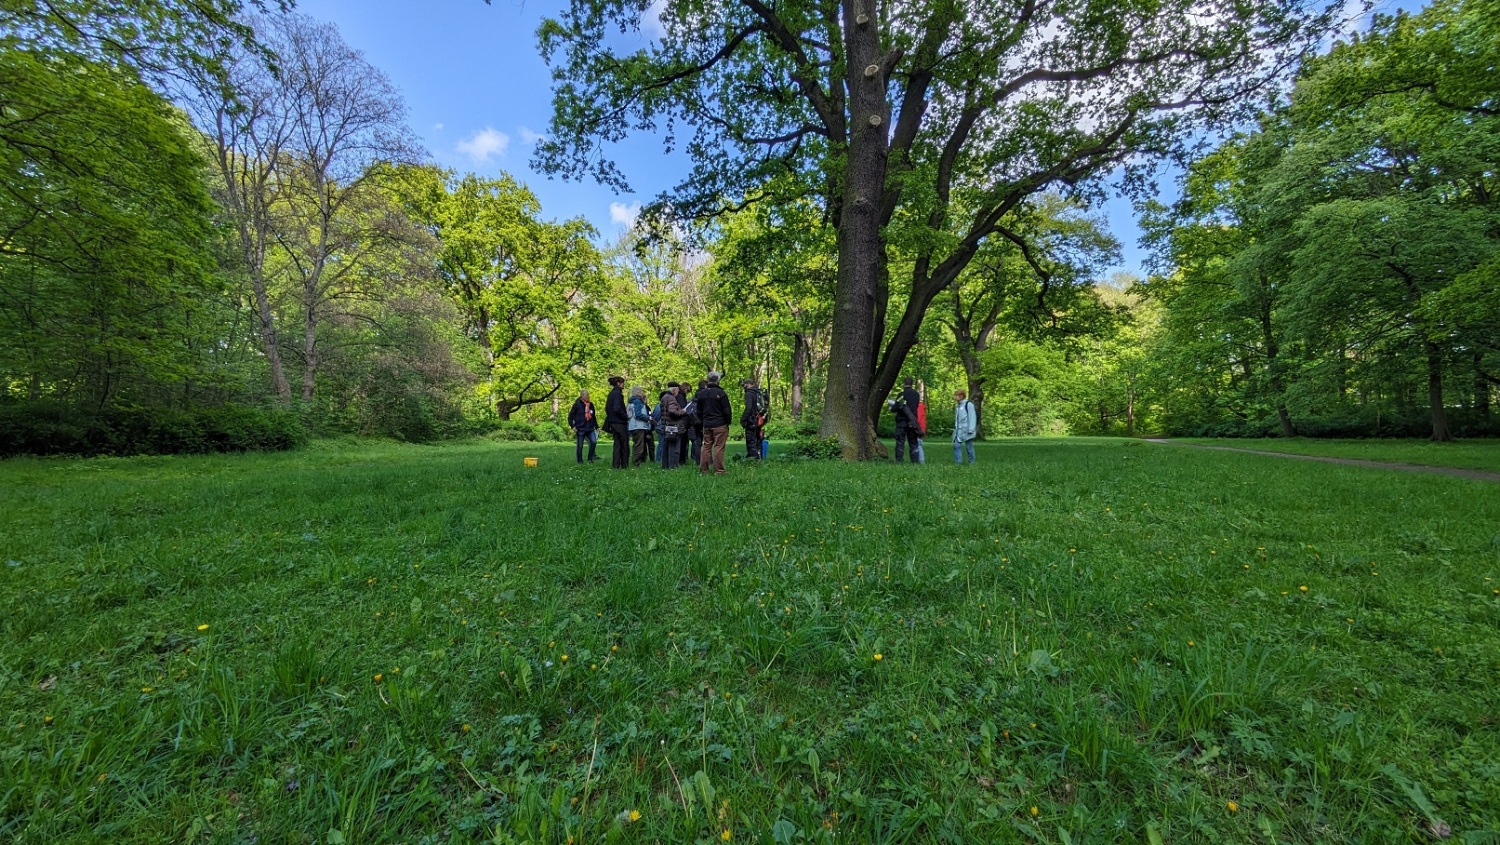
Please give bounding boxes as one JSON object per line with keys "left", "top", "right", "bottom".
{"left": 252, "top": 277, "right": 292, "bottom": 402}
{"left": 1256, "top": 279, "right": 1295, "bottom": 438}
{"left": 1427, "top": 343, "right": 1453, "bottom": 442}
{"left": 791, "top": 331, "right": 809, "bottom": 420}
{"left": 1475, "top": 352, "right": 1490, "bottom": 417}
{"left": 301, "top": 286, "right": 318, "bottom": 402}
{"left": 1126, "top": 388, "right": 1136, "bottom": 437}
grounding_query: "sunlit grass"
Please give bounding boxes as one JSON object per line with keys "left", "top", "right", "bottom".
{"left": 2, "top": 438, "right": 1497, "bottom": 842}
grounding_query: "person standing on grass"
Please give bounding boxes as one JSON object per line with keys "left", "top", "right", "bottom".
{"left": 915, "top": 394, "right": 928, "bottom": 464}
{"left": 891, "top": 376, "right": 922, "bottom": 464}
{"left": 684, "top": 378, "right": 706, "bottom": 466}
{"left": 696, "top": 371, "right": 732, "bottom": 475}
{"left": 677, "top": 379, "right": 695, "bottom": 467}
{"left": 628, "top": 386, "right": 653, "bottom": 466}
{"left": 604, "top": 376, "right": 630, "bottom": 469}
{"left": 567, "top": 389, "right": 599, "bottom": 463}
{"left": 953, "top": 389, "right": 977, "bottom": 464}
{"left": 740, "top": 379, "right": 767, "bottom": 460}
{"left": 658, "top": 382, "right": 687, "bottom": 469}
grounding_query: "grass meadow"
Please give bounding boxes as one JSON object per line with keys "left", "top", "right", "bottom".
{"left": 1172, "top": 438, "right": 1500, "bottom": 474}
{"left": 2, "top": 438, "right": 1498, "bottom": 843}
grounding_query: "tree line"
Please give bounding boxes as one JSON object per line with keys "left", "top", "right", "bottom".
{"left": 2, "top": 0, "right": 1493, "bottom": 457}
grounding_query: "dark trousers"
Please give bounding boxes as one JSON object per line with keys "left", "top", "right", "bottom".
{"left": 744, "top": 426, "right": 763, "bottom": 460}
{"left": 894, "top": 427, "right": 918, "bottom": 463}
{"left": 687, "top": 431, "right": 701, "bottom": 464}
{"left": 610, "top": 426, "right": 629, "bottom": 469}
{"left": 575, "top": 430, "right": 597, "bottom": 463}
{"left": 631, "top": 430, "right": 651, "bottom": 466}
{"left": 662, "top": 432, "right": 680, "bottom": 469}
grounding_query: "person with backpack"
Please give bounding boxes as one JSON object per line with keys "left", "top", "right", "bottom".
{"left": 657, "top": 382, "right": 687, "bottom": 469}
{"left": 604, "top": 376, "right": 630, "bottom": 469}
{"left": 953, "top": 389, "right": 978, "bottom": 464}
{"left": 567, "top": 388, "right": 599, "bottom": 464}
{"left": 890, "top": 376, "right": 923, "bottom": 464}
{"left": 740, "top": 379, "right": 767, "bottom": 460}
{"left": 627, "top": 385, "right": 653, "bottom": 467}
{"left": 696, "top": 371, "right": 733, "bottom": 475}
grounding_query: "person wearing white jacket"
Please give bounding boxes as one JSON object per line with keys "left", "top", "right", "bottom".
{"left": 952, "top": 389, "right": 977, "bottom": 464}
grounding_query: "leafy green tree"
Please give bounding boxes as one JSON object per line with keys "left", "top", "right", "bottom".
{"left": 531, "top": 0, "right": 1335, "bottom": 456}
{"left": 945, "top": 194, "right": 1118, "bottom": 436}
{"left": 0, "top": 50, "right": 223, "bottom": 405}
{"left": 408, "top": 169, "right": 610, "bottom": 419}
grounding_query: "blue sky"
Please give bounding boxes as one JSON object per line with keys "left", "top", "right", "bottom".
{"left": 295, "top": 0, "right": 1412, "bottom": 279}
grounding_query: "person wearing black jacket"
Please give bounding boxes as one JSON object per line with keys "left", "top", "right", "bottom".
{"left": 567, "top": 389, "right": 599, "bottom": 463}
{"left": 603, "top": 376, "right": 630, "bottom": 469}
{"left": 740, "top": 379, "right": 766, "bottom": 460}
{"left": 695, "top": 371, "right": 732, "bottom": 475}
{"left": 892, "top": 376, "right": 923, "bottom": 463}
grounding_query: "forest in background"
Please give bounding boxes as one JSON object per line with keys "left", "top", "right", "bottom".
{"left": 1, "top": 0, "right": 1496, "bottom": 458}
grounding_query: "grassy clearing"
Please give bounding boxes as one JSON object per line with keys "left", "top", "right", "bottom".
{"left": 2, "top": 438, "right": 1498, "bottom": 843}
{"left": 1174, "top": 437, "right": 1500, "bottom": 474}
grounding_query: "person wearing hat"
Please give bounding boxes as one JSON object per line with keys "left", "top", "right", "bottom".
{"left": 604, "top": 375, "right": 630, "bottom": 469}
{"left": 695, "top": 372, "right": 733, "bottom": 475}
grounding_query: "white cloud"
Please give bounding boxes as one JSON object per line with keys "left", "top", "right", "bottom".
{"left": 642, "top": 0, "right": 668, "bottom": 39}
{"left": 432, "top": 122, "right": 445, "bottom": 133}
{"left": 610, "top": 201, "right": 642, "bottom": 227}
{"left": 456, "top": 127, "right": 510, "bottom": 164}
{"left": 518, "top": 126, "right": 547, "bottom": 145}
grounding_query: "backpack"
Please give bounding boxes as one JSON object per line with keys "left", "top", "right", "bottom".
{"left": 650, "top": 401, "right": 663, "bottom": 428}
{"left": 744, "top": 389, "right": 768, "bottom": 428}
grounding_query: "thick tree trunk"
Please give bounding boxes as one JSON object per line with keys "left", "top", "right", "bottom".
{"left": 791, "top": 331, "right": 808, "bottom": 420}
{"left": 818, "top": 0, "right": 888, "bottom": 459}
{"left": 1427, "top": 344, "right": 1453, "bottom": 442}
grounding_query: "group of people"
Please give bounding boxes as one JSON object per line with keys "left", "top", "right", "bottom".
{"left": 566, "top": 371, "right": 768, "bottom": 474}
{"left": 566, "top": 372, "right": 979, "bottom": 469}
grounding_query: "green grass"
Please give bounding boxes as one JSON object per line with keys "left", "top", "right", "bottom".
{"left": 1174, "top": 437, "right": 1500, "bottom": 474}
{"left": 2, "top": 438, "right": 1499, "bottom": 843}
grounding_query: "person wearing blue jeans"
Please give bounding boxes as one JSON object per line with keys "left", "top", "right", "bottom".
{"left": 952, "top": 390, "right": 977, "bottom": 464}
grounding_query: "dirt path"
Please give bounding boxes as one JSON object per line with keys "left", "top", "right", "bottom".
{"left": 1143, "top": 439, "right": 1500, "bottom": 483}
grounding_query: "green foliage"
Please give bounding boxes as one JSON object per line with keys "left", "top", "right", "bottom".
{"left": 783, "top": 436, "right": 843, "bottom": 460}
{"left": 0, "top": 401, "right": 305, "bottom": 457}
{"left": 3, "top": 439, "right": 1499, "bottom": 840}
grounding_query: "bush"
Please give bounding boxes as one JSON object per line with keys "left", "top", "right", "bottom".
{"left": 0, "top": 401, "right": 305, "bottom": 458}
{"left": 784, "top": 436, "right": 844, "bottom": 460}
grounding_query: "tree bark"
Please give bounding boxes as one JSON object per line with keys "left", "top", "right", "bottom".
{"left": 1427, "top": 342, "right": 1453, "bottom": 442}
{"left": 251, "top": 275, "right": 291, "bottom": 402}
{"left": 1475, "top": 352, "right": 1490, "bottom": 417}
{"left": 818, "top": 0, "right": 888, "bottom": 459}
{"left": 791, "top": 331, "right": 808, "bottom": 420}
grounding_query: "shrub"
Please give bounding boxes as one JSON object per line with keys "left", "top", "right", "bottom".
{"left": 784, "top": 436, "right": 844, "bottom": 460}
{"left": 0, "top": 401, "right": 305, "bottom": 458}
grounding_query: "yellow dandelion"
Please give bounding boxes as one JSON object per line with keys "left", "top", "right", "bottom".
{"left": 560, "top": 654, "right": 568, "bottom": 663}
{"left": 630, "top": 809, "right": 641, "bottom": 822}
{"left": 1227, "top": 800, "right": 1239, "bottom": 813}
{"left": 1299, "top": 585, "right": 1308, "bottom": 593}
{"left": 1030, "top": 806, "right": 1039, "bottom": 817}
{"left": 141, "top": 686, "right": 153, "bottom": 693}
{"left": 1188, "top": 640, "right": 1195, "bottom": 647}
{"left": 611, "top": 644, "right": 619, "bottom": 652}
{"left": 44, "top": 715, "right": 54, "bottom": 726}
{"left": 873, "top": 653, "right": 883, "bottom": 662}
{"left": 462, "top": 724, "right": 471, "bottom": 733}
{"left": 721, "top": 829, "right": 732, "bottom": 841}
{"left": 374, "top": 673, "right": 384, "bottom": 683}
{"left": 197, "top": 624, "right": 209, "bottom": 632}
